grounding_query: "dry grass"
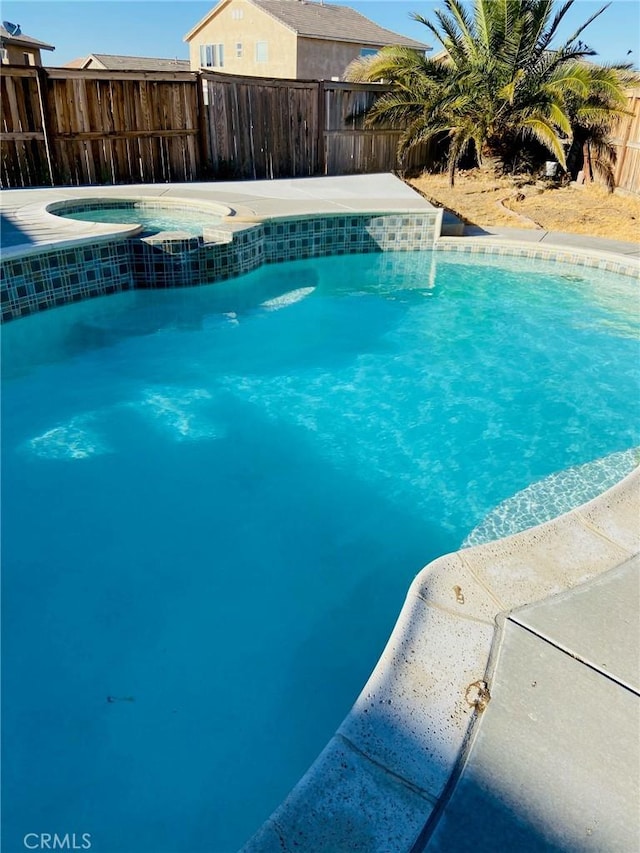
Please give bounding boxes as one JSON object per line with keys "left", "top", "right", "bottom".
{"left": 408, "top": 170, "right": 640, "bottom": 243}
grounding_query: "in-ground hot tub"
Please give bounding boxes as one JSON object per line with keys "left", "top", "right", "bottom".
{"left": 47, "top": 197, "right": 232, "bottom": 237}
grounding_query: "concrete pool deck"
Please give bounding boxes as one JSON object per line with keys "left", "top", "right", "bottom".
{"left": 243, "top": 468, "right": 640, "bottom": 853}
{"left": 0, "top": 173, "right": 435, "bottom": 254}
{"left": 1, "top": 174, "right": 638, "bottom": 851}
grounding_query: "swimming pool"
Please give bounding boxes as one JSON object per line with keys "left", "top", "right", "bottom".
{"left": 48, "top": 198, "right": 226, "bottom": 237}
{"left": 2, "top": 249, "right": 638, "bottom": 852}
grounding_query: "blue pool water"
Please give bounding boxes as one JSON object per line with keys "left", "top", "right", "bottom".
{"left": 59, "top": 204, "right": 222, "bottom": 236}
{"left": 2, "top": 251, "right": 638, "bottom": 853}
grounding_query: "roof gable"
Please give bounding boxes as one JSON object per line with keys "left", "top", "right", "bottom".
{"left": 184, "top": 0, "right": 234, "bottom": 41}
{"left": 250, "top": 0, "right": 429, "bottom": 48}
{"left": 64, "top": 57, "right": 89, "bottom": 68}
{"left": 184, "top": 0, "right": 429, "bottom": 50}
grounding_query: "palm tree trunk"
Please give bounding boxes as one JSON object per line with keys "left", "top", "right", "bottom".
{"left": 582, "top": 142, "right": 592, "bottom": 184}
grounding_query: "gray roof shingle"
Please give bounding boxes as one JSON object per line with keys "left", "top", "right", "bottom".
{"left": 84, "top": 54, "right": 190, "bottom": 71}
{"left": 0, "top": 25, "right": 55, "bottom": 51}
{"left": 250, "top": 0, "right": 429, "bottom": 49}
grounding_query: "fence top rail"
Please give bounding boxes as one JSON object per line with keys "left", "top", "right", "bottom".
{"left": 199, "top": 70, "right": 396, "bottom": 93}
{"left": 322, "top": 80, "right": 394, "bottom": 93}
{"left": 200, "top": 69, "right": 320, "bottom": 88}
{"left": 1, "top": 66, "right": 398, "bottom": 93}
{"left": 38, "top": 67, "right": 198, "bottom": 82}
{"left": 1, "top": 64, "right": 40, "bottom": 78}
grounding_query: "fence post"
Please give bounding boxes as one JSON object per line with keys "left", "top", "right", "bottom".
{"left": 35, "top": 67, "right": 55, "bottom": 186}
{"left": 195, "top": 71, "right": 210, "bottom": 180}
{"left": 316, "top": 79, "right": 325, "bottom": 176}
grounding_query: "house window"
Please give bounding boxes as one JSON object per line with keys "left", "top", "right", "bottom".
{"left": 199, "top": 43, "right": 224, "bottom": 68}
{"left": 236, "top": 43, "right": 243, "bottom": 58}
{"left": 232, "top": 8, "right": 244, "bottom": 19}
{"left": 360, "top": 48, "right": 378, "bottom": 57}
{"left": 255, "top": 41, "right": 268, "bottom": 62}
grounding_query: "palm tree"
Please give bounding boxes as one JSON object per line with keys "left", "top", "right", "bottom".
{"left": 346, "top": 0, "right": 633, "bottom": 186}
{"left": 563, "top": 62, "right": 635, "bottom": 188}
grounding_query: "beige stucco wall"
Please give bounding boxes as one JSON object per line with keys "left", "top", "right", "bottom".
{"left": 2, "top": 44, "right": 43, "bottom": 65}
{"left": 187, "top": 0, "right": 298, "bottom": 78}
{"left": 296, "top": 37, "right": 376, "bottom": 80}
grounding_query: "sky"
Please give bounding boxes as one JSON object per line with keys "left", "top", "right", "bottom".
{"left": 2, "top": 0, "right": 639, "bottom": 68}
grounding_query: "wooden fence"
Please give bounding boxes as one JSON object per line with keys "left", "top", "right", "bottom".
{"left": 1, "top": 66, "right": 433, "bottom": 188}
{"left": 611, "top": 88, "right": 640, "bottom": 194}
{"left": 321, "top": 80, "right": 432, "bottom": 175}
{"left": 1, "top": 66, "right": 202, "bottom": 187}
{"left": 201, "top": 73, "right": 321, "bottom": 179}
{"left": 1, "top": 66, "right": 637, "bottom": 192}
{"left": 1, "top": 67, "right": 51, "bottom": 187}
{"left": 199, "top": 73, "right": 432, "bottom": 179}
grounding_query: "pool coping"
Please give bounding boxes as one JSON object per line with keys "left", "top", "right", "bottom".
{"left": 241, "top": 464, "right": 639, "bottom": 852}
{"left": 0, "top": 174, "right": 438, "bottom": 257}
{"left": 1, "top": 175, "right": 638, "bottom": 851}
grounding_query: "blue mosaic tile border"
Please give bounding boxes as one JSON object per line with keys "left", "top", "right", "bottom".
{"left": 132, "top": 226, "right": 265, "bottom": 288}
{"left": 1, "top": 242, "right": 133, "bottom": 321}
{"left": 434, "top": 240, "right": 639, "bottom": 278}
{"left": 3, "top": 213, "right": 634, "bottom": 323}
{"left": 0, "top": 211, "right": 445, "bottom": 321}
{"left": 262, "top": 213, "right": 438, "bottom": 263}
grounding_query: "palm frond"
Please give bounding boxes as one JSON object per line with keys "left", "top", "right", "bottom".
{"left": 521, "top": 116, "right": 567, "bottom": 164}
{"left": 560, "top": 3, "right": 611, "bottom": 50}
{"left": 443, "top": 0, "right": 479, "bottom": 51}
{"left": 536, "top": 0, "right": 576, "bottom": 53}
{"left": 349, "top": 0, "right": 630, "bottom": 181}
{"left": 473, "top": 0, "right": 493, "bottom": 51}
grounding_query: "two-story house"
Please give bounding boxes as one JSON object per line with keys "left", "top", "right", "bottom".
{"left": 184, "top": 0, "right": 430, "bottom": 80}
{"left": 0, "top": 23, "right": 55, "bottom": 66}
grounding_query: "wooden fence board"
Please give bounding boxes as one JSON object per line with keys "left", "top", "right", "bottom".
{"left": 201, "top": 72, "right": 320, "bottom": 179}
{"left": 603, "top": 88, "right": 640, "bottom": 194}
{"left": 31, "top": 69, "right": 202, "bottom": 185}
{"left": 321, "top": 81, "right": 432, "bottom": 175}
{"left": 1, "top": 68, "right": 51, "bottom": 187}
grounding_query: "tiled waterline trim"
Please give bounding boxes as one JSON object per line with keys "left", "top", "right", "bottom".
{"left": 262, "top": 212, "right": 440, "bottom": 263}
{"left": 0, "top": 211, "right": 441, "bottom": 320}
{"left": 435, "top": 239, "right": 640, "bottom": 278}
{"left": 131, "top": 226, "right": 266, "bottom": 289}
{"left": 0, "top": 241, "right": 134, "bottom": 322}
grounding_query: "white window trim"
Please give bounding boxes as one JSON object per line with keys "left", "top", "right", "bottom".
{"left": 255, "top": 41, "right": 268, "bottom": 63}
{"left": 200, "top": 43, "right": 225, "bottom": 68}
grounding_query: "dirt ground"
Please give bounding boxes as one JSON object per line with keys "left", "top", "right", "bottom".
{"left": 408, "top": 170, "right": 640, "bottom": 243}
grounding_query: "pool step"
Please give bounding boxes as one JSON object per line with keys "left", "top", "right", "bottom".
{"left": 441, "top": 210, "right": 465, "bottom": 237}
